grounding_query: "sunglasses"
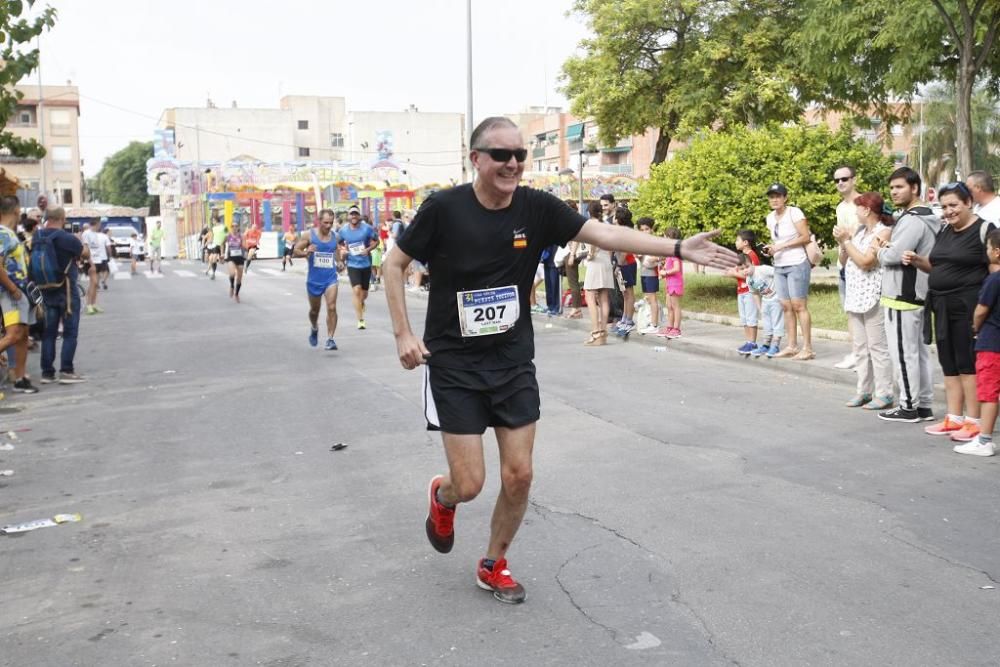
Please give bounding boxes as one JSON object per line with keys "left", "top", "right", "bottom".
{"left": 833, "top": 176, "right": 853, "bottom": 184}
{"left": 939, "top": 181, "right": 972, "bottom": 198}
{"left": 474, "top": 147, "right": 528, "bottom": 163}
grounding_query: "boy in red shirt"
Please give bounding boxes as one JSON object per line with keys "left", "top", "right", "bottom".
{"left": 732, "top": 229, "right": 761, "bottom": 356}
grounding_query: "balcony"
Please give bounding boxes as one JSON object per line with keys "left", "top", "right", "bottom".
{"left": 599, "top": 164, "right": 633, "bottom": 175}
{"left": 0, "top": 154, "right": 39, "bottom": 164}
{"left": 532, "top": 146, "right": 546, "bottom": 159}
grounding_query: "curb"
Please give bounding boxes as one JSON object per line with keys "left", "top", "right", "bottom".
{"left": 681, "top": 311, "right": 852, "bottom": 343}
{"left": 533, "top": 310, "right": 861, "bottom": 389}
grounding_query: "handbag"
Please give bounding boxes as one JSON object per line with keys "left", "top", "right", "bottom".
{"left": 806, "top": 234, "right": 823, "bottom": 267}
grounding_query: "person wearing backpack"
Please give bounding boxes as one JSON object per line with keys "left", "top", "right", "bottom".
{"left": 32, "top": 207, "right": 86, "bottom": 384}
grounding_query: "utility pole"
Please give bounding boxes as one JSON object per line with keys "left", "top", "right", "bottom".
{"left": 465, "top": 0, "right": 474, "bottom": 183}
{"left": 37, "top": 36, "right": 47, "bottom": 201}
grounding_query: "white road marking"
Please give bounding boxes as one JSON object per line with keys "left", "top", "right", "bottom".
{"left": 112, "top": 272, "right": 132, "bottom": 280}
{"left": 173, "top": 270, "right": 197, "bottom": 278}
{"left": 258, "top": 268, "right": 284, "bottom": 277}
{"left": 144, "top": 272, "right": 164, "bottom": 279}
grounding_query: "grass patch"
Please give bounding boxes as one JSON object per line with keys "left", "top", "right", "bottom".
{"left": 672, "top": 274, "right": 848, "bottom": 331}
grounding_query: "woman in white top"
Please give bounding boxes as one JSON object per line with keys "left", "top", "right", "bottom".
{"left": 834, "top": 192, "right": 894, "bottom": 409}
{"left": 763, "top": 183, "right": 815, "bottom": 360}
{"left": 582, "top": 201, "right": 615, "bottom": 346}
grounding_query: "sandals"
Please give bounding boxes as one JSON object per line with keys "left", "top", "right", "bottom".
{"left": 793, "top": 349, "right": 816, "bottom": 361}
{"left": 772, "top": 347, "right": 800, "bottom": 359}
{"left": 845, "top": 393, "right": 872, "bottom": 408}
{"left": 583, "top": 330, "right": 608, "bottom": 346}
{"left": 864, "top": 395, "right": 894, "bottom": 410}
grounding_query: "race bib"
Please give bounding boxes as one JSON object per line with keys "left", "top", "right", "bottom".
{"left": 229, "top": 247, "right": 243, "bottom": 258}
{"left": 314, "top": 252, "right": 335, "bottom": 268}
{"left": 456, "top": 286, "right": 519, "bottom": 337}
{"left": 348, "top": 242, "right": 365, "bottom": 256}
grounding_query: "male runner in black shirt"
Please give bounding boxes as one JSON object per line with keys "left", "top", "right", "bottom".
{"left": 384, "top": 117, "right": 738, "bottom": 604}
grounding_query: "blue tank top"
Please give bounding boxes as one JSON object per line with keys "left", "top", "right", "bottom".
{"left": 307, "top": 229, "right": 339, "bottom": 287}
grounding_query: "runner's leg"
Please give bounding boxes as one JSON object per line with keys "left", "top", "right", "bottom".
{"left": 486, "top": 423, "right": 535, "bottom": 560}
{"left": 437, "top": 433, "right": 487, "bottom": 506}
{"left": 235, "top": 264, "right": 244, "bottom": 302}
{"left": 308, "top": 294, "right": 322, "bottom": 331}
{"left": 324, "top": 284, "right": 339, "bottom": 337}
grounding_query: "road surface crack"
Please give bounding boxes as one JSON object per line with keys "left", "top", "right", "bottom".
{"left": 886, "top": 530, "right": 999, "bottom": 585}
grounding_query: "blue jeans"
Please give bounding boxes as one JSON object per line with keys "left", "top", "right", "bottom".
{"left": 41, "top": 288, "right": 81, "bottom": 376}
{"left": 543, "top": 264, "right": 561, "bottom": 314}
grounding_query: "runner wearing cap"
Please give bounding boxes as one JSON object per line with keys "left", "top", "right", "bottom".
{"left": 338, "top": 205, "right": 379, "bottom": 330}
{"left": 295, "top": 209, "right": 342, "bottom": 350}
{"left": 383, "top": 116, "right": 739, "bottom": 604}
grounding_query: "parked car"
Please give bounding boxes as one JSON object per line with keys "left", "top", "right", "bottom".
{"left": 105, "top": 225, "right": 137, "bottom": 258}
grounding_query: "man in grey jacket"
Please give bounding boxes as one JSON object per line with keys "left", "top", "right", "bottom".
{"left": 876, "top": 167, "right": 941, "bottom": 422}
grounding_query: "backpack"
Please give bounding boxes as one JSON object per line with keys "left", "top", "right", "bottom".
{"left": 29, "top": 230, "right": 67, "bottom": 290}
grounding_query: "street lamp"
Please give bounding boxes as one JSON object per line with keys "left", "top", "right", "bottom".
{"left": 577, "top": 145, "right": 600, "bottom": 213}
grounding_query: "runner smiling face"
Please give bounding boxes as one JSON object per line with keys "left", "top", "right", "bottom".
{"left": 470, "top": 125, "right": 526, "bottom": 205}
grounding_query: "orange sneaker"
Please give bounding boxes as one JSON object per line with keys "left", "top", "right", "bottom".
{"left": 950, "top": 422, "right": 982, "bottom": 442}
{"left": 924, "top": 416, "right": 964, "bottom": 436}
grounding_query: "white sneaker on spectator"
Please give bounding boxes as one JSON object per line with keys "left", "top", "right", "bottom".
{"left": 639, "top": 326, "right": 659, "bottom": 335}
{"left": 953, "top": 440, "right": 996, "bottom": 456}
{"left": 834, "top": 353, "right": 857, "bottom": 370}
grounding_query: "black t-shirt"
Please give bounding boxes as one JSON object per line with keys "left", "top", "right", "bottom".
{"left": 929, "top": 217, "right": 988, "bottom": 292}
{"left": 397, "top": 185, "right": 586, "bottom": 369}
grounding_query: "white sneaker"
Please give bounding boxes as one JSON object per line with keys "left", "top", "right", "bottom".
{"left": 953, "top": 440, "right": 996, "bottom": 456}
{"left": 639, "top": 326, "right": 659, "bottom": 335}
{"left": 834, "top": 353, "right": 857, "bottom": 370}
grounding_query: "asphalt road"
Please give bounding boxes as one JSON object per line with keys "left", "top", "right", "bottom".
{"left": 1, "top": 259, "right": 998, "bottom": 667}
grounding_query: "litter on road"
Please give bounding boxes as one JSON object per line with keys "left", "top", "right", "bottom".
{"left": 1, "top": 513, "right": 83, "bottom": 535}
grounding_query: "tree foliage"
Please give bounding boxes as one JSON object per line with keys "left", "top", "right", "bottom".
{"left": 560, "top": 0, "right": 805, "bottom": 164}
{"left": 631, "top": 125, "right": 895, "bottom": 247}
{"left": 0, "top": 1, "right": 56, "bottom": 158}
{"left": 93, "top": 141, "right": 153, "bottom": 208}
{"left": 909, "top": 83, "right": 1000, "bottom": 186}
{"left": 795, "top": 0, "right": 1000, "bottom": 178}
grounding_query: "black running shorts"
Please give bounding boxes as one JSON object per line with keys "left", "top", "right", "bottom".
{"left": 423, "top": 362, "right": 540, "bottom": 435}
{"left": 348, "top": 267, "right": 372, "bottom": 290}
{"left": 228, "top": 256, "right": 245, "bottom": 267}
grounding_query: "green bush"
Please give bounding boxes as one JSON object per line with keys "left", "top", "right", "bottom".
{"left": 632, "top": 124, "right": 894, "bottom": 247}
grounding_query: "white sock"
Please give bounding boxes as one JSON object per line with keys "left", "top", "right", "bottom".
{"left": 948, "top": 414, "right": 965, "bottom": 423}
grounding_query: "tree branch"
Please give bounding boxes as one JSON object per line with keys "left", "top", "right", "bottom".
{"left": 930, "top": 0, "right": 962, "bottom": 45}
{"left": 975, "top": 10, "right": 1000, "bottom": 72}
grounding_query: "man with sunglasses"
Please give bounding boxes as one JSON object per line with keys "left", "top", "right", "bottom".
{"left": 383, "top": 116, "right": 739, "bottom": 605}
{"left": 833, "top": 166, "right": 860, "bottom": 370}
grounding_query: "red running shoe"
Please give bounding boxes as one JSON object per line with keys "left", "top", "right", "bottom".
{"left": 425, "top": 475, "right": 455, "bottom": 553}
{"left": 477, "top": 558, "right": 526, "bottom": 604}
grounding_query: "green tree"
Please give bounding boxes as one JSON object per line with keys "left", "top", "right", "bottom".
{"left": 910, "top": 82, "right": 1000, "bottom": 186}
{"left": 94, "top": 141, "right": 153, "bottom": 208}
{"left": 560, "top": 0, "right": 805, "bottom": 165}
{"left": 0, "top": 1, "right": 56, "bottom": 158}
{"left": 631, "top": 125, "right": 894, "bottom": 246}
{"left": 795, "top": 0, "right": 1000, "bottom": 179}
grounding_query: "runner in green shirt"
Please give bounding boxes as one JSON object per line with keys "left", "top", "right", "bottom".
{"left": 207, "top": 220, "right": 227, "bottom": 280}
{"left": 148, "top": 221, "right": 165, "bottom": 274}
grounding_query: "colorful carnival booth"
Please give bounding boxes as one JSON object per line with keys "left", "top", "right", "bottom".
{"left": 147, "top": 157, "right": 443, "bottom": 259}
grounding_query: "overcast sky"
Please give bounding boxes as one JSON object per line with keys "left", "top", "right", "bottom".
{"left": 29, "top": 1, "right": 587, "bottom": 176}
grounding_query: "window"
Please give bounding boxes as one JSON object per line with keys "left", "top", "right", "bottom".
{"left": 50, "top": 108, "right": 71, "bottom": 135}
{"left": 62, "top": 188, "right": 72, "bottom": 204}
{"left": 297, "top": 120, "right": 309, "bottom": 130}
{"left": 330, "top": 133, "right": 344, "bottom": 148}
{"left": 297, "top": 147, "right": 311, "bottom": 157}
{"left": 19, "top": 111, "right": 31, "bottom": 124}
{"left": 51, "top": 145, "right": 72, "bottom": 172}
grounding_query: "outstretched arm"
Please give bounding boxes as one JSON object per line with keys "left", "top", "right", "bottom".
{"left": 574, "top": 220, "right": 738, "bottom": 270}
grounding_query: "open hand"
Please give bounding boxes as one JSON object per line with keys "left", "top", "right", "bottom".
{"left": 682, "top": 231, "right": 740, "bottom": 269}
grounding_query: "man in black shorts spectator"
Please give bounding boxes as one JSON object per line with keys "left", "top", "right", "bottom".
{"left": 337, "top": 205, "right": 379, "bottom": 330}
{"left": 383, "top": 116, "right": 738, "bottom": 604}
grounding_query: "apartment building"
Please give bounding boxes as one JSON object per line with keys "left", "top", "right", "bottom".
{"left": 2, "top": 84, "right": 82, "bottom": 207}
{"left": 159, "top": 97, "right": 465, "bottom": 186}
